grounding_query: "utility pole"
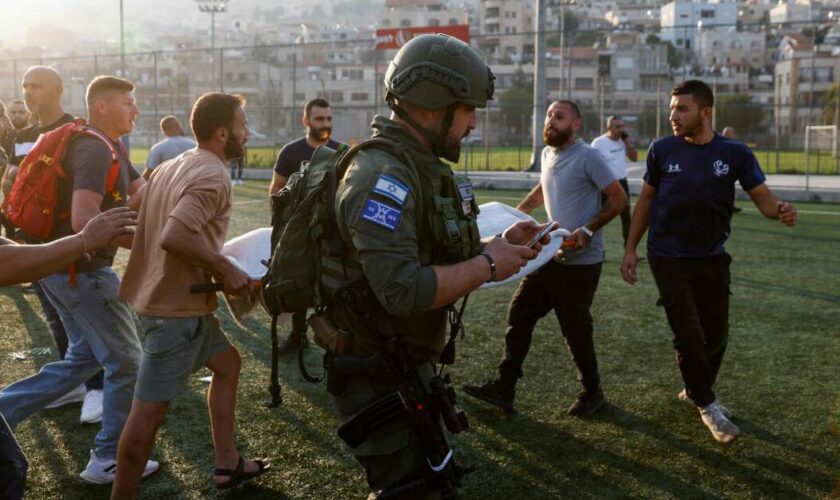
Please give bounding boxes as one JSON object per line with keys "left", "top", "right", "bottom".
{"left": 197, "top": 0, "right": 228, "bottom": 88}
{"left": 656, "top": 76, "right": 662, "bottom": 138}
{"left": 120, "top": 0, "right": 125, "bottom": 76}
{"left": 530, "top": 0, "right": 547, "bottom": 171}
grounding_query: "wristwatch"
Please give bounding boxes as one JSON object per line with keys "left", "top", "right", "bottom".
{"left": 580, "top": 226, "right": 594, "bottom": 238}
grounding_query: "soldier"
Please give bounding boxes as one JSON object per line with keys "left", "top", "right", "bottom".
{"left": 322, "top": 34, "right": 548, "bottom": 498}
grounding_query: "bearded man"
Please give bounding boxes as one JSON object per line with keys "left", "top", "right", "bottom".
{"left": 464, "top": 100, "right": 627, "bottom": 416}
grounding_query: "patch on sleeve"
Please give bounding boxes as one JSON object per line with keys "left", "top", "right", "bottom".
{"left": 457, "top": 182, "right": 474, "bottom": 202}
{"left": 372, "top": 174, "right": 410, "bottom": 206}
{"left": 361, "top": 198, "right": 402, "bottom": 232}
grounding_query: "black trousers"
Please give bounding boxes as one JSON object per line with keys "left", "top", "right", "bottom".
{"left": 648, "top": 254, "right": 731, "bottom": 408}
{"left": 601, "top": 177, "right": 631, "bottom": 245}
{"left": 499, "top": 260, "right": 603, "bottom": 393}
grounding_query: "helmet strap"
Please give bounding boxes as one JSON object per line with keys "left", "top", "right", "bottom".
{"left": 388, "top": 99, "right": 459, "bottom": 161}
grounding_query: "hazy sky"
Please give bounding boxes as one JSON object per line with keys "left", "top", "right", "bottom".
{"left": 2, "top": 1, "right": 254, "bottom": 46}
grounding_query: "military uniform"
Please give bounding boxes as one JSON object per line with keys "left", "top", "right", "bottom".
{"left": 327, "top": 114, "right": 481, "bottom": 495}
{"left": 318, "top": 32, "right": 495, "bottom": 498}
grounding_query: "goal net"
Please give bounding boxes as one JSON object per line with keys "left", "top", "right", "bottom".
{"left": 804, "top": 125, "right": 839, "bottom": 175}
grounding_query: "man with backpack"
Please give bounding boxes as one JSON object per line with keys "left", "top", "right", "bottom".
{"left": 0, "top": 75, "right": 159, "bottom": 484}
{"left": 276, "top": 34, "right": 549, "bottom": 498}
{"left": 0, "top": 66, "right": 106, "bottom": 425}
{"left": 112, "top": 92, "right": 271, "bottom": 498}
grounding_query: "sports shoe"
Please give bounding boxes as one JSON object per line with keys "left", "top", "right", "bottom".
{"left": 462, "top": 378, "right": 516, "bottom": 413}
{"left": 699, "top": 401, "right": 740, "bottom": 443}
{"left": 44, "top": 384, "right": 86, "bottom": 409}
{"left": 567, "top": 388, "right": 606, "bottom": 416}
{"left": 678, "top": 389, "right": 731, "bottom": 418}
{"left": 80, "top": 389, "right": 103, "bottom": 424}
{"left": 79, "top": 450, "right": 160, "bottom": 485}
{"left": 278, "top": 331, "right": 309, "bottom": 355}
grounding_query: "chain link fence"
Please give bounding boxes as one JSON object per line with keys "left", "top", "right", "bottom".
{"left": 1, "top": 25, "right": 837, "bottom": 175}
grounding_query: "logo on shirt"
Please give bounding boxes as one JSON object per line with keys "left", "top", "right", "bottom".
{"left": 712, "top": 160, "right": 730, "bottom": 177}
{"left": 667, "top": 163, "right": 682, "bottom": 174}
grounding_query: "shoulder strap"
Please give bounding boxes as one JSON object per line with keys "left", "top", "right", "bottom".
{"left": 76, "top": 127, "right": 121, "bottom": 192}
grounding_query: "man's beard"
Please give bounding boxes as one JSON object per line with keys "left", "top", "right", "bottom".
{"left": 11, "top": 118, "right": 28, "bottom": 130}
{"left": 543, "top": 125, "right": 571, "bottom": 147}
{"left": 673, "top": 114, "right": 704, "bottom": 138}
{"left": 308, "top": 127, "right": 332, "bottom": 142}
{"left": 224, "top": 132, "right": 244, "bottom": 160}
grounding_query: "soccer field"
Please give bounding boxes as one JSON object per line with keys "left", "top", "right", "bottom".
{"left": 129, "top": 146, "right": 840, "bottom": 175}
{"left": 2, "top": 181, "right": 839, "bottom": 499}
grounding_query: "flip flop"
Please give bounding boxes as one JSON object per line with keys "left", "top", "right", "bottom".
{"left": 214, "top": 456, "right": 272, "bottom": 490}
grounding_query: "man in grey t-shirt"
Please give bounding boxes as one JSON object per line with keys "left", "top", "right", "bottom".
{"left": 464, "top": 100, "right": 627, "bottom": 415}
{"left": 144, "top": 115, "right": 196, "bottom": 179}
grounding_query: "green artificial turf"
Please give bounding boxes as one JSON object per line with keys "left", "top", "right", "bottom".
{"left": 1, "top": 182, "right": 838, "bottom": 499}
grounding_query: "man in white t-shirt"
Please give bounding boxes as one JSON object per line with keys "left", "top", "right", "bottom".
{"left": 591, "top": 115, "right": 637, "bottom": 244}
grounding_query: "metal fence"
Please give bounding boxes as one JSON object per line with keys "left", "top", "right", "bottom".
{"left": 1, "top": 25, "right": 837, "bottom": 175}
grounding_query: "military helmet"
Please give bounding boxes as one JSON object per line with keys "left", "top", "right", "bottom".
{"left": 384, "top": 33, "right": 495, "bottom": 111}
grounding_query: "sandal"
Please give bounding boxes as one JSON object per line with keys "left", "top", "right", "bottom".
{"left": 214, "top": 456, "right": 272, "bottom": 490}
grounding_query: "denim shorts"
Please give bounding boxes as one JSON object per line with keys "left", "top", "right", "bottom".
{"left": 135, "top": 314, "right": 232, "bottom": 402}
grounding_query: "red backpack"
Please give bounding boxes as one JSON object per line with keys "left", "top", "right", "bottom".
{"left": 2, "top": 119, "right": 121, "bottom": 241}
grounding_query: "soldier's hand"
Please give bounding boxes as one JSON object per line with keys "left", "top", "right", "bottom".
{"left": 484, "top": 236, "right": 535, "bottom": 282}
{"left": 78, "top": 207, "right": 137, "bottom": 251}
{"left": 503, "top": 220, "right": 557, "bottom": 252}
{"left": 778, "top": 201, "right": 797, "bottom": 227}
{"left": 620, "top": 250, "right": 640, "bottom": 285}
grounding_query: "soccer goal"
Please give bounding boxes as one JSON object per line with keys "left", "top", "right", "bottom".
{"left": 804, "top": 125, "right": 839, "bottom": 176}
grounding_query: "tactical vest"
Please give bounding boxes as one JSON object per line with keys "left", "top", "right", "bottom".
{"left": 324, "top": 147, "right": 482, "bottom": 358}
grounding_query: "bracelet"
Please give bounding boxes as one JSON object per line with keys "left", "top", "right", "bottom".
{"left": 580, "top": 226, "right": 594, "bottom": 238}
{"left": 77, "top": 233, "right": 88, "bottom": 253}
{"left": 479, "top": 252, "right": 496, "bottom": 282}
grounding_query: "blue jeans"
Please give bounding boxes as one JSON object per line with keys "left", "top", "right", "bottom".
{"left": 32, "top": 281, "right": 104, "bottom": 391}
{"left": 0, "top": 411, "right": 26, "bottom": 500}
{"left": 0, "top": 268, "right": 141, "bottom": 460}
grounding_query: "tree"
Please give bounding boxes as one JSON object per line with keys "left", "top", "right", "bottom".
{"left": 499, "top": 68, "right": 534, "bottom": 140}
{"left": 715, "top": 94, "right": 767, "bottom": 136}
{"left": 821, "top": 82, "right": 840, "bottom": 125}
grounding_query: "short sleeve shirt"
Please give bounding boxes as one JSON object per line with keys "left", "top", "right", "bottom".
{"left": 591, "top": 134, "right": 628, "bottom": 179}
{"left": 643, "top": 134, "right": 766, "bottom": 258}
{"left": 273, "top": 136, "right": 342, "bottom": 177}
{"left": 120, "top": 148, "right": 232, "bottom": 317}
{"left": 54, "top": 131, "right": 140, "bottom": 271}
{"left": 146, "top": 136, "right": 196, "bottom": 170}
{"left": 540, "top": 141, "right": 617, "bottom": 265}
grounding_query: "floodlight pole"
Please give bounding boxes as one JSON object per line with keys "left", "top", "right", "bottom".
{"left": 530, "top": 0, "right": 547, "bottom": 171}
{"left": 120, "top": 0, "right": 125, "bottom": 76}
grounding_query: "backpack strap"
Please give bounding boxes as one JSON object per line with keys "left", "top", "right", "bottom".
{"left": 77, "top": 127, "right": 121, "bottom": 192}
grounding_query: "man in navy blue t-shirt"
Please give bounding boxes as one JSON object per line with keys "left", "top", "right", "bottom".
{"left": 621, "top": 80, "right": 797, "bottom": 444}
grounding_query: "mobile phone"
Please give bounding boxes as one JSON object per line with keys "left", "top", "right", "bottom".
{"left": 526, "top": 223, "right": 557, "bottom": 249}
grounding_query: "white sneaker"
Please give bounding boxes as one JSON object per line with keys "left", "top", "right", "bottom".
{"left": 79, "top": 450, "right": 160, "bottom": 485}
{"left": 699, "top": 401, "right": 740, "bottom": 443}
{"left": 44, "top": 385, "right": 86, "bottom": 409}
{"left": 678, "top": 389, "right": 732, "bottom": 418}
{"left": 80, "top": 389, "right": 104, "bottom": 424}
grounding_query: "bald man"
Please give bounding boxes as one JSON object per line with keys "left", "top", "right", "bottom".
{"left": 721, "top": 126, "right": 736, "bottom": 140}
{"left": 1, "top": 66, "right": 106, "bottom": 425}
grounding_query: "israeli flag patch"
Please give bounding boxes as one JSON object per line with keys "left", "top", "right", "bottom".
{"left": 372, "top": 174, "right": 410, "bottom": 206}
{"left": 362, "top": 198, "right": 402, "bottom": 232}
